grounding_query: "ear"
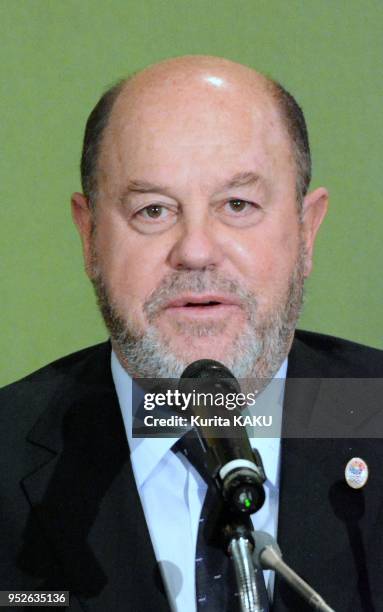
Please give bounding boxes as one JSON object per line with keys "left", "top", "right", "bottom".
{"left": 301, "top": 187, "right": 328, "bottom": 277}
{"left": 71, "top": 192, "right": 95, "bottom": 278}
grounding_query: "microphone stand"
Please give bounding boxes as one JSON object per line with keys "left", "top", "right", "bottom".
{"left": 177, "top": 360, "right": 335, "bottom": 611}
{"left": 219, "top": 496, "right": 336, "bottom": 612}
{"left": 223, "top": 520, "right": 266, "bottom": 612}
{"left": 208, "top": 432, "right": 334, "bottom": 611}
{"left": 230, "top": 537, "right": 262, "bottom": 612}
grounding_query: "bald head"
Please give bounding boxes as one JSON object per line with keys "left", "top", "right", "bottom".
{"left": 116, "top": 55, "right": 270, "bottom": 100}
{"left": 80, "top": 55, "right": 311, "bottom": 207}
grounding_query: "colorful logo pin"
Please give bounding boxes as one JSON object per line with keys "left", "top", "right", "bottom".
{"left": 345, "top": 457, "right": 369, "bottom": 489}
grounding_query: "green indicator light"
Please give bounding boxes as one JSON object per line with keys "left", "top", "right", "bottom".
{"left": 245, "top": 498, "right": 251, "bottom": 508}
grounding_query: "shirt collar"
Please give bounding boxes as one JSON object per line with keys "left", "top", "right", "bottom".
{"left": 111, "top": 350, "right": 287, "bottom": 489}
{"left": 111, "top": 351, "right": 178, "bottom": 487}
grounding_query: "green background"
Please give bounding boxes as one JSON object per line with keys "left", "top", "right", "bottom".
{"left": 1, "top": 0, "right": 382, "bottom": 386}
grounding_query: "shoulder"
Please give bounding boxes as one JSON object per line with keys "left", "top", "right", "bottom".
{"left": 0, "top": 342, "right": 112, "bottom": 432}
{"left": 1, "top": 341, "right": 111, "bottom": 392}
{"left": 290, "top": 329, "right": 383, "bottom": 377}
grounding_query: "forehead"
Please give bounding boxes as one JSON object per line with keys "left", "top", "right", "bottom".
{"left": 98, "top": 72, "right": 294, "bottom": 194}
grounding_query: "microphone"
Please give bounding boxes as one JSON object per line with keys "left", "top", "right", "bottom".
{"left": 252, "top": 532, "right": 335, "bottom": 612}
{"left": 179, "top": 359, "right": 266, "bottom": 515}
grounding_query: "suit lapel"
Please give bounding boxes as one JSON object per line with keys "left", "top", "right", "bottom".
{"left": 20, "top": 344, "right": 170, "bottom": 612}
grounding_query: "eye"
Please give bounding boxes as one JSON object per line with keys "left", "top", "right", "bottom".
{"left": 138, "top": 204, "right": 168, "bottom": 219}
{"left": 218, "top": 197, "right": 263, "bottom": 227}
{"left": 130, "top": 202, "right": 177, "bottom": 234}
{"left": 228, "top": 199, "right": 249, "bottom": 212}
{"left": 225, "top": 199, "right": 257, "bottom": 214}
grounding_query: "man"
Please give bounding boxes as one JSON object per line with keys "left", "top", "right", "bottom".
{"left": 1, "top": 56, "right": 383, "bottom": 611}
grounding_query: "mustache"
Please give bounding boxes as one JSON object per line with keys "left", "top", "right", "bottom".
{"left": 143, "top": 270, "right": 257, "bottom": 321}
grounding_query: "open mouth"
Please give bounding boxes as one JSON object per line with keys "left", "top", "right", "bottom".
{"left": 163, "top": 295, "right": 241, "bottom": 318}
{"left": 183, "top": 300, "right": 221, "bottom": 307}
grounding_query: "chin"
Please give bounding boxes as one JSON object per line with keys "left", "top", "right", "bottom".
{"left": 168, "top": 335, "right": 235, "bottom": 365}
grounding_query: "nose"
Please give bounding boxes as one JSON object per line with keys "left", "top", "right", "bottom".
{"left": 168, "top": 218, "right": 224, "bottom": 271}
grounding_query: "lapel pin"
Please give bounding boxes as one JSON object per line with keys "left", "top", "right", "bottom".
{"left": 345, "top": 457, "right": 369, "bottom": 489}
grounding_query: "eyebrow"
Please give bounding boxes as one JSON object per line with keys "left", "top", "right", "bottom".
{"left": 221, "top": 171, "right": 261, "bottom": 190}
{"left": 122, "top": 179, "right": 169, "bottom": 195}
{"left": 120, "top": 171, "right": 262, "bottom": 201}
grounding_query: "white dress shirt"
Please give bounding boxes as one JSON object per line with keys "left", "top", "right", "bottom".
{"left": 111, "top": 351, "right": 287, "bottom": 612}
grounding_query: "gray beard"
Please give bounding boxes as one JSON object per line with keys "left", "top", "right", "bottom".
{"left": 91, "top": 245, "right": 305, "bottom": 381}
{"left": 92, "top": 243, "right": 305, "bottom": 379}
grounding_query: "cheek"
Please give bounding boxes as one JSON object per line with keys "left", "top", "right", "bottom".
{"left": 225, "top": 223, "right": 300, "bottom": 293}
{"left": 103, "top": 247, "right": 156, "bottom": 302}
{"left": 93, "top": 218, "right": 169, "bottom": 313}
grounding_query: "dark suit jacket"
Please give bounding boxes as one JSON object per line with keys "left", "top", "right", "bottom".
{"left": 1, "top": 330, "right": 383, "bottom": 611}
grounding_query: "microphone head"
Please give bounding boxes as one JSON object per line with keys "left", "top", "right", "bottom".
{"left": 179, "top": 359, "right": 241, "bottom": 394}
